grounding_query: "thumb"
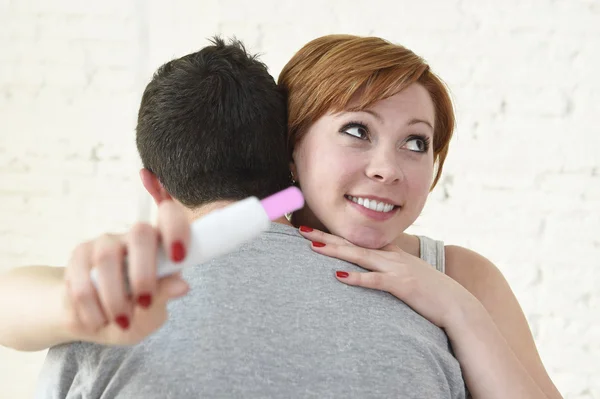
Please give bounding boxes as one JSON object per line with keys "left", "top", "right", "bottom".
{"left": 156, "top": 273, "right": 190, "bottom": 301}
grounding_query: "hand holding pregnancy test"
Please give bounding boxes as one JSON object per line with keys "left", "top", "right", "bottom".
{"left": 90, "top": 186, "right": 304, "bottom": 289}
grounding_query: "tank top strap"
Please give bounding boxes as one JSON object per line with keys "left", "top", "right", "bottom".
{"left": 417, "top": 235, "right": 445, "bottom": 274}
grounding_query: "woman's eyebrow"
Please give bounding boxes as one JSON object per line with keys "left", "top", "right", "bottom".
{"left": 362, "top": 109, "right": 384, "bottom": 123}
{"left": 347, "top": 109, "right": 434, "bottom": 131}
{"left": 362, "top": 110, "right": 434, "bottom": 131}
{"left": 407, "top": 118, "right": 434, "bottom": 131}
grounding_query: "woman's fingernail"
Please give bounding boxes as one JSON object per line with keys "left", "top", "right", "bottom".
{"left": 336, "top": 271, "right": 349, "bottom": 278}
{"left": 299, "top": 225, "right": 313, "bottom": 233}
{"left": 115, "top": 315, "right": 130, "bottom": 330}
{"left": 312, "top": 241, "right": 326, "bottom": 248}
{"left": 171, "top": 241, "right": 186, "bottom": 263}
{"left": 137, "top": 293, "right": 152, "bottom": 309}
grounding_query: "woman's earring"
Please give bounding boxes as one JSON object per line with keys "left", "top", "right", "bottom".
{"left": 287, "top": 172, "right": 297, "bottom": 222}
{"left": 285, "top": 212, "right": 294, "bottom": 222}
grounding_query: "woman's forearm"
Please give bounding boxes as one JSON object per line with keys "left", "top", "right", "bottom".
{"left": 0, "top": 266, "right": 76, "bottom": 351}
{"left": 447, "top": 301, "right": 548, "bottom": 399}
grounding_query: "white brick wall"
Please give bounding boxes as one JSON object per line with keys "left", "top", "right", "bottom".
{"left": 1, "top": 0, "right": 598, "bottom": 397}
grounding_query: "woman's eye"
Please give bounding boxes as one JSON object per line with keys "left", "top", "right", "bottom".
{"left": 404, "top": 137, "right": 430, "bottom": 153}
{"left": 342, "top": 124, "right": 368, "bottom": 139}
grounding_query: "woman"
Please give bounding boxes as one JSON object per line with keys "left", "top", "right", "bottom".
{"left": 280, "top": 34, "right": 560, "bottom": 398}
{"left": 1, "top": 35, "right": 561, "bottom": 398}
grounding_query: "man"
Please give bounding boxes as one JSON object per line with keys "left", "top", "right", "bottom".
{"left": 1, "top": 37, "right": 465, "bottom": 398}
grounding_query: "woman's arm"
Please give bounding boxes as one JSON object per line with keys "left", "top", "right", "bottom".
{"left": 445, "top": 246, "right": 562, "bottom": 398}
{"left": 1, "top": 201, "right": 192, "bottom": 352}
{"left": 0, "top": 266, "right": 74, "bottom": 351}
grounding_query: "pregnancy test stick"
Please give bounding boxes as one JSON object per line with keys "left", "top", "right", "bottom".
{"left": 90, "top": 186, "right": 304, "bottom": 287}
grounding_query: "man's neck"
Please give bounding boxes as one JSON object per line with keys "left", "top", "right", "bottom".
{"left": 183, "top": 200, "right": 294, "bottom": 227}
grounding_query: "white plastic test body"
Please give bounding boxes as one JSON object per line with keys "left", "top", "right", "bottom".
{"left": 90, "top": 186, "right": 304, "bottom": 288}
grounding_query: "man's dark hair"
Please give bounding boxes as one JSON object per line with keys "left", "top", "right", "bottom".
{"left": 136, "top": 36, "right": 290, "bottom": 207}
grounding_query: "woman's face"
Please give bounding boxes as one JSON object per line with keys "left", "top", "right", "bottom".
{"left": 292, "top": 83, "right": 436, "bottom": 249}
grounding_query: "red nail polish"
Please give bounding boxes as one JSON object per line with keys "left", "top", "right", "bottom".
{"left": 312, "top": 241, "right": 326, "bottom": 248}
{"left": 171, "top": 241, "right": 186, "bottom": 262}
{"left": 336, "top": 271, "right": 349, "bottom": 278}
{"left": 115, "top": 315, "right": 130, "bottom": 330}
{"left": 299, "top": 225, "right": 313, "bottom": 233}
{"left": 137, "top": 293, "right": 152, "bottom": 309}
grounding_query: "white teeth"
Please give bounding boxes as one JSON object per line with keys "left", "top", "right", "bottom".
{"left": 346, "top": 196, "right": 396, "bottom": 213}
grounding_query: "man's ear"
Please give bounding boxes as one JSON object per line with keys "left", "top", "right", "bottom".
{"left": 139, "top": 168, "right": 173, "bottom": 205}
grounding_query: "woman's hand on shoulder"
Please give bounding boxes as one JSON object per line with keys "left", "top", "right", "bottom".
{"left": 297, "top": 226, "right": 483, "bottom": 330}
{"left": 298, "top": 229, "right": 562, "bottom": 398}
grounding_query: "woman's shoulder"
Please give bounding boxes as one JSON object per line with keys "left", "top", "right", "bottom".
{"left": 397, "top": 235, "right": 508, "bottom": 288}
{"left": 444, "top": 245, "right": 511, "bottom": 302}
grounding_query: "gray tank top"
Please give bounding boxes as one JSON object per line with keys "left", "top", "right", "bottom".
{"left": 36, "top": 223, "right": 466, "bottom": 398}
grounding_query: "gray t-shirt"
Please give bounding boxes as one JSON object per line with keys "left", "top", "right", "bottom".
{"left": 36, "top": 223, "right": 466, "bottom": 398}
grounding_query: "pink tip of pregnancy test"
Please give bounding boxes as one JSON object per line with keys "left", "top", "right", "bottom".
{"left": 261, "top": 186, "right": 304, "bottom": 221}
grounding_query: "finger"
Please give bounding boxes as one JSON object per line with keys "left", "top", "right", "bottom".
{"left": 297, "top": 226, "right": 352, "bottom": 247}
{"left": 334, "top": 271, "right": 394, "bottom": 292}
{"left": 156, "top": 200, "right": 191, "bottom": 265}
{"left": 69, "top": 285, "right": 109, "bottom": 335}
{"left": 65, "top": 274, "right": 108, "bottom": 334}
{"left": 335, "top": 271, "right": 425, "bottom": 320}
{"left": 154, "top": 273, "right": 190, "bottom": 303}
{"left": 92, "top": 234, "right": 133, "bottom": 330}
{"left": 66, "top": 242, "right": 109, "bottom": 331}
{"left": 124, "top": 274, "right": 189, "bottom": 344}
{"left": 126, "top": 222, "right": 159, "bottom": 308}
{"left": 310, "top": 242, "right": 393, "bottom": 273}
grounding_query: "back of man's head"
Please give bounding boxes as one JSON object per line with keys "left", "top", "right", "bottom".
{"left": 136, "top": 37, "right": 290, "bottom": 208}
